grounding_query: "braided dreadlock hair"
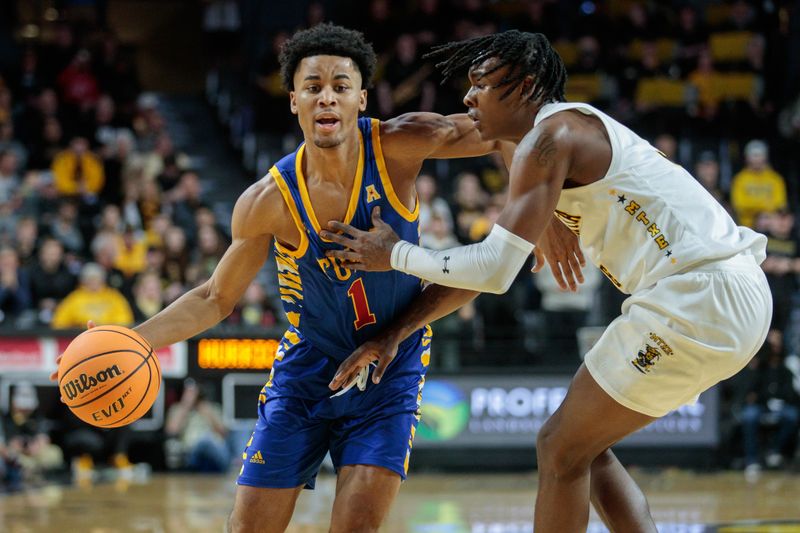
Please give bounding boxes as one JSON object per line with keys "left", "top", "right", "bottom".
{"left": 424, "top": 30, "right": 567, "bottom": 104}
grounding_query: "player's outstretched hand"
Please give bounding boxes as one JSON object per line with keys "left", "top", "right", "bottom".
{"left": 321, "top": 207, "right": 399, "bottom": 271}
{"left": 329, "top": 334, "right": 400, "bottom": 391}
{"left": 533, "top": 216, "right": 586, "bottom": 292}
{"left": 49, "top": 320, "right": 96, "bottom": 383}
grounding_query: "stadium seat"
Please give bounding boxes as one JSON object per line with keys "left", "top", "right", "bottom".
{"left": 716, "top": 72, "right": 760, "bottom": 102}
{"left": 565, "top": 73, "right": 602, "bottom": 103}
{"left": 635, "top": 77, "right": 688, "bottom": 107}
{"left": 628, "top": 38, "right": 677, "bottom": 62}
{"left": 710, "top": 31, "right": 753, "bottom": 63}
{"left": 553, "top": 40, "right": 578, "bottom": 68}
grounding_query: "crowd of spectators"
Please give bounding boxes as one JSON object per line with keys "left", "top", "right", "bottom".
{"left": 0, "top": 15, "right": 279, "bottom": 334}
{"left": 0, "top": 6, "right": 251, "bottom": 491}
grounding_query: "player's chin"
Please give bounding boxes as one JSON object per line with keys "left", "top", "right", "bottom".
{"left": 313, "top": 134, "right": 345, "bottom": 148}
{"left": 474, "top": 122, "right": 497, "bottom": 140}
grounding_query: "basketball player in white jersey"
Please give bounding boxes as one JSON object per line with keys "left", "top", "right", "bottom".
{"left": 323, "top": 31, "right": 772, "bottom": 532}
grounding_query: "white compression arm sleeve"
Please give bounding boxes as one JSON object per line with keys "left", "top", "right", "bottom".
{"left": 390, "top": 224, "right": 535, "bottom": 294}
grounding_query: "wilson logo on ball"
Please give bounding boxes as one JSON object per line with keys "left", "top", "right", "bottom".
{"left": 63, "top": 364, "right": 124, "bottom": 400}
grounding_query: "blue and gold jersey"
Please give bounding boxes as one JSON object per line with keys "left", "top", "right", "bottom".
{"left": 268, "top": 117, "right": 424, "bottom": 361}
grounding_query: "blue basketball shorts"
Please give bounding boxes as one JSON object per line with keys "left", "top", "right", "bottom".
{"left": 237, "top": 332, "right": 430, "bottom": 490}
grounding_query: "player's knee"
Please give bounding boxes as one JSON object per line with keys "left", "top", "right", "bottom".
{"left": 591, "top": 448, "right": 615, "bottom": 469}
{"left": 227, "top": 508, "right": 261, "bottom": 533}
{"left": 536, "top": 420, "right": 591, "bottom": 480}
{"left": 226, "top": 511, "right": 243, "bottom": 533}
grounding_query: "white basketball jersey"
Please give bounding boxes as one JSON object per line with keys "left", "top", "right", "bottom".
{"left": 536, "top": 102, "right": 767, "bottom": 294}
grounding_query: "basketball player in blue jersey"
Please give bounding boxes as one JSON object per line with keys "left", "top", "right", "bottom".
{"left": 327, "top": 31, "right": 771, "bottom": 532}
{"left": 46, "top": 24, "right": 584, "bottom": 532}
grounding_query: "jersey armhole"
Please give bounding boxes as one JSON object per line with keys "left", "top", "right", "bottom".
{"left": 268, "top": 166, "right": 309, "bottom": 258}
{"left": 370, "top": 118, "right": 420, "bottom": 222}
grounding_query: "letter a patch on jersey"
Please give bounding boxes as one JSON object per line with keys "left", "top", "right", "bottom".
{"left": 366, "top": 184, "right": 382, "bottom": 203}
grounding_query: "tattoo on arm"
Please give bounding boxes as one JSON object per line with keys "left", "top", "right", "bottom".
{"left": 533, "top": 134, "right": 557, "bottom": 166}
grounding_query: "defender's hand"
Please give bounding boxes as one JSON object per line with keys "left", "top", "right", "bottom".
{"left": 329, "top": 334, "right": 400, "bottom": 390}
{"left": 320, "top": 207, "right": 399, "bottom": 272}
{"left": 50, "top": 320, "right": 96, "bottom": 383}
{"left": 533, "top": 217, "right": 586, "bottom": 292}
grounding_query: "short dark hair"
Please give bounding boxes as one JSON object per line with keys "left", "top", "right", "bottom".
{"left": 279, "top": 23, "right": 377, "bottom": 91}
{"left": 424, "top": 30, "right": 567, "bottom": 104}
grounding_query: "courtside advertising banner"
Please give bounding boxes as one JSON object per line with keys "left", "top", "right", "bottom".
{"left": 415, "top": 376, "right": 718, "bottom": 448}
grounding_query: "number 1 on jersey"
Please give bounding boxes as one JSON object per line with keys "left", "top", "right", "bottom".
{"left": 348, "top": 278, "right": 377, "bottom": 330}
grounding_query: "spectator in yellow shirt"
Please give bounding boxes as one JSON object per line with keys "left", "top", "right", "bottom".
{"left": 730, "top": 140, "right": 788, "bottom": 228}
{"left": 51, "top": 263, "right": 134, "bottom": 328}
{"left": 51, "top": 137, "right": 105, "bottom": 197}
{"left": 114, "top": 226, "right": 148, "bottom": 278}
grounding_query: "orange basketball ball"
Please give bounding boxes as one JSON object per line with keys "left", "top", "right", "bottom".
{"left": 58, "top": 325, "right": 161, "bottom": 428}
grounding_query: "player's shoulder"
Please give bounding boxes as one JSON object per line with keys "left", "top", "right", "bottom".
{"left": 518, "top": 111, "right": 575, "bottom": 159}
{"left": 231, "top": 172, "right": 290, "bottom": 239}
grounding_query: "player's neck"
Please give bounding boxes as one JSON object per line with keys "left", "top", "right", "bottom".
{"left": 303, "top": 135, "right": 360, "bottom": 184}
{"left": 504, "top": 105, "right": 540, "bottom": 144}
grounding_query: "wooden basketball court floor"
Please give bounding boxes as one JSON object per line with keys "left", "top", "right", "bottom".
{"left": 2, "top": 469, "right": 800, "bottom": 532}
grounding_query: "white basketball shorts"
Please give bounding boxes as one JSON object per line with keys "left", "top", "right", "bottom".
{"left": 584, "top": 252, "right": 772, "bottom": 417}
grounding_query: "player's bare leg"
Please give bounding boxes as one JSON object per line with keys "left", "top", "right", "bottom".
{"left": 534, "top": 364, "right": 658, "bottom": 533}
{"left": 328, "top": 465, "right": 402, "bottom": 533}
{"left": 590, "top": 448, "right": 657, "bottom": 532}
{"left": 227, "top": 485, "right": 304, "bottom": 533}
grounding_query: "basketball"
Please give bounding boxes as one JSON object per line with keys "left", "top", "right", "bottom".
{"left": 58, "top": 326, "right": 161, "bottom": 428}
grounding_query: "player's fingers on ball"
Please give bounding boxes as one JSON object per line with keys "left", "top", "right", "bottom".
{"left": 49, "top": 370, "right": 58, "bottom": 382}
{"left": 87, "top": 320, "right": 96, "bottom": 329}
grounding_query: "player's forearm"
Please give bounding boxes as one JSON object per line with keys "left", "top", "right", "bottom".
{"left": 134, "top": 285, "right": 231, "bottom": 350}
{"left": 385, "top": 284, "right": 478, "bottom": 345}
{"left": 429, "top": 113, "right": 499, "bottom": 158}
{"left": 391, "top": 225, "right": 534, "bottom": 294}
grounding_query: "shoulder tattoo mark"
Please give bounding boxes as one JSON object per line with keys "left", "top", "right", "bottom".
{"left": 533, "top": 134, "right": 557, "bottom": 166}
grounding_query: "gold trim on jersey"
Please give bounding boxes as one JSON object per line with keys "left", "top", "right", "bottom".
{"left": 295, "top": 132, "right": 365, "bottom": 241}
{"left": 370, "top": 118, "right": 419, "bottom": 222}
{"left": 269, "top": 166, "right": 309, "bottom": 258}
{"left": 554, "top": 209, "right": 581, "bottom": 236}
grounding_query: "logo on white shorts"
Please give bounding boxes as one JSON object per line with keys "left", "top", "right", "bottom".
{"left": 631, "top": 332, "right": 673, "bottom": 374}
{"left": 632, "top": 344, "right": 662, "bottom": 374}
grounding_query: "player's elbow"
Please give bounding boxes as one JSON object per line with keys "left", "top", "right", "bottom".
{"left": 478, "top": 271, "right": 515, "bottom": 294}
{"left": 485, "top": 278, "right": 513, "bottom": 295}
{"left": 199, "top": 280, "right": 236, "bottom": 319}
